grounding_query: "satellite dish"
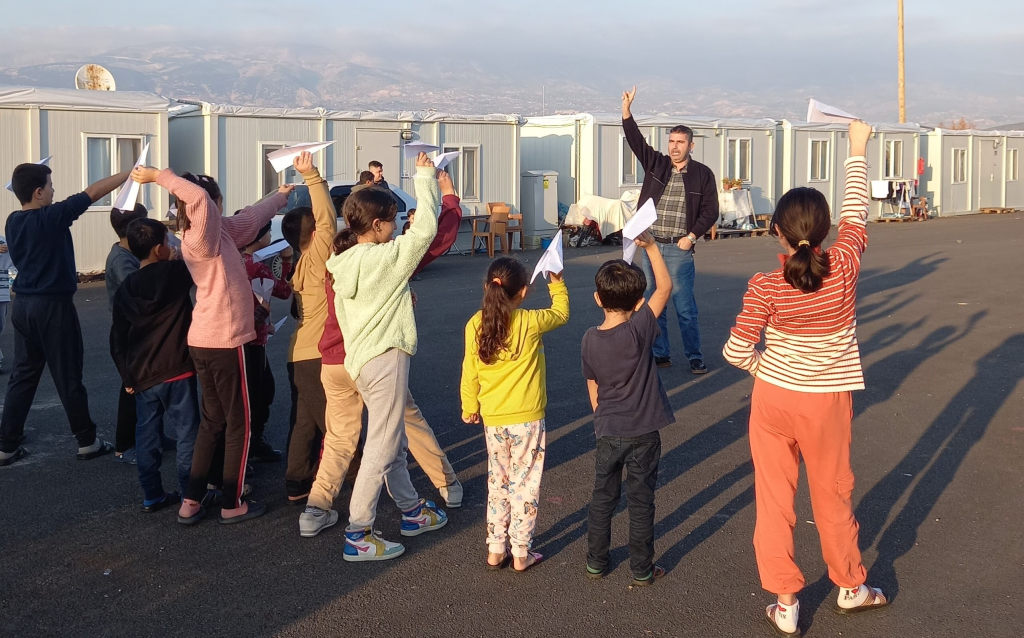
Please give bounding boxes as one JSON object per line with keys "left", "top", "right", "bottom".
{"left": 74, "top": 64, "right": 116, "bottom": 91}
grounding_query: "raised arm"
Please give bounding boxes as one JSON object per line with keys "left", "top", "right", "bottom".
{"left": 722, "top": 275, "right": 771, "bottom": 374}
{"left": 460, "top": 318, "right": 482, "bottom": 422}
{"left": 621, "top": 86, "right": 660, "bottom": 172}
{"left": 149, "top": 168, "right": 221, "bottom": 259}
{"left": 532, "top": 276, "right": 570, "bottom": 333}
{"left": 223, "top": 189, "right": 291, "bottom": 248}
{"left": 636, "top": 231, "right": 672, "bottom": 317}
{"left": 85, "top": 170, "right": 132, "bottom": 204}
{"left": 830, "top": 120, "right": 872, "bottom": 268}
{"left": 299, "top": 152, "right": 337, "bottom": 272}
{"left": 413, "top": 172, "right": 462, "bottom": 276}
{"left": 391, "top": 154, "right": 440, "bottom": 280}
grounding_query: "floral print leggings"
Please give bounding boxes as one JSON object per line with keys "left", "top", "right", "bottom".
{"left": 485, "top": 419, "right": 546, "bottom": 558}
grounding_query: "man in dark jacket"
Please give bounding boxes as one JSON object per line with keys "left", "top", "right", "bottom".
{"left": 111, "top": 218, "right": 199, "bottom": 512}
{"left": 622, "top": 86, "right": 719, "bottom": 374}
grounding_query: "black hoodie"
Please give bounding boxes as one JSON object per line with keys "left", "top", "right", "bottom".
{"left": 110, "top": 260, "right": 195, "bottom": 392}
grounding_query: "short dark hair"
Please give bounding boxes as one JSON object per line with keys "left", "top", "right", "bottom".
{"left": 110, "top": 203, "right": 149, "bottom": 238}
{"left": 368, "top": 161, "right": 383, "bottom": 169}
{"left": 669, "top": 125, "right": 694, "bottom": 143}
{"left": 11, "top": 163, "right": 52, "bottom": 204}
{"left": 281, "top": 206, "right": 314, "bottom": 251}
{"left": 595, "top": 259, "right": 647, "bottom": 312}
{"left": 126, "top": 218, "right": 168, "bottom": 260}
{"left": 358, "top": 171, "right": 375, "bottom": 185}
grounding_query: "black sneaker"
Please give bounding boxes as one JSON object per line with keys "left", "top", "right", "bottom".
{"left": 689, "top": 358, "right": 708, "bottom": 375}
{"left": 141, "top": 491, "right": 181, "bottom": 513}
{"left": 655, "top": 356, "right": 672, "bottom": 368}
{"left": 250, "top": 438, "right": 283, "bottom": 463}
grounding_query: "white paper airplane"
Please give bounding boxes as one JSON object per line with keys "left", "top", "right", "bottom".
{"left": 112, "top": 143, "right": 150, "bottom": 212}
{"left": 433, "top": 151, "right": 460, "bottom": 171}
{"left": 401, "top": 142, "right": 440, "bottom": 159}
{"left": 251, "top": 278, "right": 275, "bottom": 305}
{"left": 266, "top": 316, "right": 288, "bottom": 339}
{"left": 267, "top": 142, "right": 334, "bottom": 173}
{"left": 252, "top": 239, "right": 290, "bottom": 262}
{"left": 5, "top": 156, "right": 52, "bottom": 192}
{"left": 530, "top": 230, "right": 563, "bottom": 284}
{"left": 621, "top": 199, "right": 658, "bottom": 265}
{"left": 807, "top": 99, "right": 859, "bottom": 124}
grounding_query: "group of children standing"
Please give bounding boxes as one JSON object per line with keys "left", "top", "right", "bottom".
{"left": 2, "top": 118, "right": 887, "bottom": 634}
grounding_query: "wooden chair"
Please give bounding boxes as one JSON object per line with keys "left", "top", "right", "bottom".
{"left": 472, "top": 205, "right": 509, "bottom": 258}
{"left": 911, "top": 196, "right": 929, "bottom": 220}
{"left": 487, "top": 202, "right": 522, "bottom": 251}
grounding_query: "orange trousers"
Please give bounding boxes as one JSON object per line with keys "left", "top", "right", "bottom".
{"left": 748, "top": 378, "right": 868, "bottom": 595}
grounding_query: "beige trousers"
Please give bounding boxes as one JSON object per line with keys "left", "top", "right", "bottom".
{"left": 307, "top": 363, "right": 457, "bottom": 511}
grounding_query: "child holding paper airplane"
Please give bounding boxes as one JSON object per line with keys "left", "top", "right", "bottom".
{"left": 237, "top": 215, "right": 294, "bottom": 463}
{"left": 581, "top": 231, "right": 674, "bottom": 586}
{"left": 131, "top": 159, "right": 295, "bottom": 525}
{"left": 723, "top": 120, "right": 887, "bottom": 636}
{"left": 460, "top": 257, "right": 569, "bottom": 572}
{"left": 106, "top": 203, "right": 149, "bottom": 464}
{"left": 324, "top": 152, "right": 448, "bottom": 561}
{"left": 110, "top": 218, "right": 200, "bottom": 514}
{"left": 1, "top": 162, "right": 131, "bottom": 466}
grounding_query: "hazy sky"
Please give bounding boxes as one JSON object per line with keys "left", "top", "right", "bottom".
{"left": 3, "top": 0, "right": 1022, "bottom": 122}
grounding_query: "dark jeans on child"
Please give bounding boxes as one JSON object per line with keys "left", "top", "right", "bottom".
{"left": 285, "top": 359, "right": 327, "bottom": 498}
{"left": 116, "top": 385, "right": 137, "bottom": 454}
{"left": 135, "top": 376, "right": 200, "bottom": 502}
{"left": 186, "top": 346, "right": 251, "bottom": 509}
{"left": 587, "top": 431, "right": 662, "bottom": 578}
{"left": 243, "top": 343, "right": 275, "bottom": 445}
{"left": 0, "top": 296, "right": 98, "bottom": 453}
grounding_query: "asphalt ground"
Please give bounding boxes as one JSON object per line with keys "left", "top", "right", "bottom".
{"left": 1, "top": 214, "right": 1022, "bottom": 638}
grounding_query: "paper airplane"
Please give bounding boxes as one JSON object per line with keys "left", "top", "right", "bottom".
{"left": 112, "top": 143, "right": 150, "bottom": 212}
{"left": 621, "top": 199, "right": 658, "bottom": 265}
{"left": 267, "top": 142, "right": 334, "bottom": 173}
{"left": 266, "top": 316, "right": 288, "bottom": 339}
{"left": 807, "top": 99, "right": 858, "bottom": 124}
{"left": 5, "top": 156, "right": 52, "bottom": 192}
{"left": 530, "top": 230, "right": 563, "bottom": 284}
{"left": 251, "top": 278, "right": 275, "bottom": 305}
{"left": 433, "top": 151, "right": 460, "bottom": 171}
{"left": 401, "top": 142, "right": 440, "bottom": 159}
{"left": 252, "top": 239, "right": 290, "bottom": 262}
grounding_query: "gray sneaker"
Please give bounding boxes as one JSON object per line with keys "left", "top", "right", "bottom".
{"left": 439, "top": 479, "right": 463, "bottom": 508}
{"left": 299, "top": 505, "right": 339, "bottom": 538}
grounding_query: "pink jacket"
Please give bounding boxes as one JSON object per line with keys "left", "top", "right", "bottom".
{"left": 156, "top": 169, "right": 287, "bottom": 349}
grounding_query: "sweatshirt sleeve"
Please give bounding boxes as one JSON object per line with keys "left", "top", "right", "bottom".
{"left": 390, "top": 165, "right": 440, "bottom": 280}
{"left": 156, "top": 170, "right": 220, "bottom": 259}
{"left": 830, "top": 157, "right": 870, "bottom": 271}
{"left": 460, "top": 316, "right": 481, "bottom": 419}
{"left": 222, "top": 193, "right": 289, "bottom": 248}
{"left": 304, "top": 167, "right": 338, "bottom": 274}
{"left": 531, "top": 279, "right": 570, "bottom": 334}
{"left": 109, "top": 299, "right": 132, "bottom": 386}
{"left": 414, "top": 193, "right": 462, "bottom": 276}
{"left": 722, "top": 274, "right": 770, "bottom": 374}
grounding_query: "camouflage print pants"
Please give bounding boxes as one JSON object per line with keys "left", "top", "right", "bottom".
{"left": 485, "top": 419, "right": 546, "bottom": 558}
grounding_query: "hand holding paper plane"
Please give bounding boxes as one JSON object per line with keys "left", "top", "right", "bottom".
{"left": 112, "top": 143, "right": 150, "bottom": 212}
{"left": 267, "top": 316, "right": 288, "bottom": 339}
{"left": 807, "top": 99, "right": 859, "bottom": 124}
{"left": 401, "top": 142, "right": 440, "bottom": 159}
{"left": 621, "top": 199, "right": 658, "bottom": 265}
{"left": 530, "top": 230, "right": 564, "bottom": 284}
{"left": 251, "top": 278, "right": 275, "bottom": 305}
{"left": 267, "top": 142, "right": 334, "bottom": 173}
{"left": 5, "top": 156, "right": 51, "bottom": 192}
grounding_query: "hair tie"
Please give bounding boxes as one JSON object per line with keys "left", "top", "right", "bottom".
{"left": 797, "top": 240, "right": 810, "bottom": 248}
{"left": 491, "top": 277, "right": 502, "bottom": 286}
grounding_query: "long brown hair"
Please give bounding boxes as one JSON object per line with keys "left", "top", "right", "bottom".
{"left": 176, "top": 173, "right": 222, "bottom": 234}
{"left": 476, "top": 257, "right": 529, "bottom": 365}
{"left": 771, "top": 187, "right": 832, "bottom": 293}
{"left": 332, "top": 187, "right": 398, "bottom": 255}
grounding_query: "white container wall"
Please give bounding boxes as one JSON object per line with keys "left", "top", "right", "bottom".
{"left": 921, "top": 129, "right": 1024, "bottom": 216}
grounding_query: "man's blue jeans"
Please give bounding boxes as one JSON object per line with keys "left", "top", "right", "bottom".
{"left": 640, "top": 243, "right": 703, "bottom": 361}
{"left": 135, "top": 376, "right": 200, "bottom": 503}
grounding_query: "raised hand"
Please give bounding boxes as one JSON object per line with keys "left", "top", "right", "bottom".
{"left": 278, "top": 183, "right": 296, "bottom": 195}
{"left": 416, "top": 152, "right": 434, "bottom": 168}
{"left": 634, "top": 230, "right": 655, "bottom": 248}
{"left": 622, "top": 85, "right": 637, "bottom": 119}
{"left": 438, "top": 170, "right": 456, "bottom": 196}
{"left": 132, "top": 166, "right": 160, "bottom": 184}
{"left": 293, "top": 150, "right": 314, "bottom": 174}
{"left": 849, "top": 119, "right": 872, "bottom": 157}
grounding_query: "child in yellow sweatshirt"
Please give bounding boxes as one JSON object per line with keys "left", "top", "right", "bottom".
{"left": 460, "top": 256, "right": 569, "bottom": 572}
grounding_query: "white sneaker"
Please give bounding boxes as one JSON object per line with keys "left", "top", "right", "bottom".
{"left": 299, "top": 506, "right": 338, "bottom": 538}
{"left": 439, "top": 479, "right": 463, "bottom": 508}
{"left": 343, "top": 527, "right": 406, "bottom": 562}
{"left": 400, "top": 500, "right": 448, "bottom": 537}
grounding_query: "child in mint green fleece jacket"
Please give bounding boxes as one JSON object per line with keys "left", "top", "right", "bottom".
{"left": 326, "top": 153, "right": 449, "bottom": 562}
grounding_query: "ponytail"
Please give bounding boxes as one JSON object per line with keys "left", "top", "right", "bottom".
{"left": 332, "top": 228, "right": 359, "bottom": 255}
{"left": 476, "top": 257, "right": 529, "bottom": 365}
{"left": 771, "top": 187, "right": 833, "bottom": 293}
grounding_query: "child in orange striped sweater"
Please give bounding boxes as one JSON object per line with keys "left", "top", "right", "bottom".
{"left": 723, "top": 120, "right": 887, "bottom": 637}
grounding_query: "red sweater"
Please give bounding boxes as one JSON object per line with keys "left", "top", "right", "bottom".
{"left": 413, "top": 194, "right": 461, "bottom": 275}
{"left": 243, "top": 253, "right": 292, "bottom": 346}
{"left": 723, "top": 157, "right": 869, "bottom": 393}
{"left": 319, "top": 278, "right": 347, "bottom": 365}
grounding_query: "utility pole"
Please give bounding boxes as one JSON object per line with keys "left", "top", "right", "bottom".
{"left": 898, "top": 0, "right": 906, "bottom": 123}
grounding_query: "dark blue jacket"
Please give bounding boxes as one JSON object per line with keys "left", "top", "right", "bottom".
{"left": 6, "top": 192, "right": 91, "bottom": 297}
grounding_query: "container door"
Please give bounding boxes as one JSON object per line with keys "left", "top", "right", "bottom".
{"left": 978, "top": 140, "right": 1000, "bottom": 208}
{"left": 356, "top": 129, "right": 401, "bottom": 184}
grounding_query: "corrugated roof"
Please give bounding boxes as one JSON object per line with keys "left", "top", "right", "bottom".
{"left": 783, "top": 120, "right": 925, "bottom": 134}
{"left": 525, "top": 113, "right": 778, "bottom": 130}
{"left": 933, "top": 127, "right": 1024, "bottom": 138}
{"left": 169, "top": 100, "right": 523, "bottom": 124}
{"left": 0, "top": 85, "right": 170, "bottom": 112}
